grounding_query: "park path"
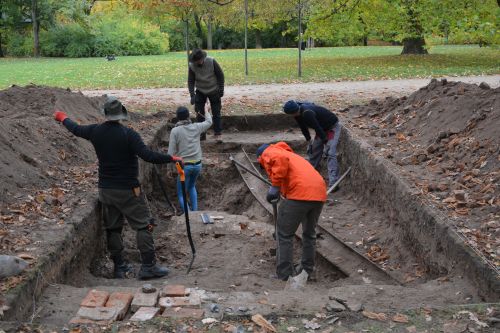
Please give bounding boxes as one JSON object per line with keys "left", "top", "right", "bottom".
{"left": 82, "top": 75, "right": 500, "bottom": 112}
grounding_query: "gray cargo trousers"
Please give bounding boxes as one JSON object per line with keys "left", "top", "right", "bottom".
{"left": 98, "top": 188, "right": 155, "bottom": 258}
{"left": 276, "top": 199, "right": 324, "bottom": 280}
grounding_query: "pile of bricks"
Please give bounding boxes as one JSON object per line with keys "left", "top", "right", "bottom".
{"left": 70, "top": 285, "right": 205, "bottom": 325}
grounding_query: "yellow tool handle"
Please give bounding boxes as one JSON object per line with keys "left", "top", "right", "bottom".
{"left": 175, "top": 162, "right": 185, "bottom": 181}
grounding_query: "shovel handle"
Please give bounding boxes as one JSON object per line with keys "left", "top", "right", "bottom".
{"left": 175, "top": 162, "right": 185, "bottom": 181}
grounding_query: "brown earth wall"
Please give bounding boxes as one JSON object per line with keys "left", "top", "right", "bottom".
{"left": 338, "top": 127, "right": 500, "bottom": 301}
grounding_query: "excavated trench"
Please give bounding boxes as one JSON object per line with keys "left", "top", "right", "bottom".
{"left": 3, "top": 115, "right": 494, "bottom": 327}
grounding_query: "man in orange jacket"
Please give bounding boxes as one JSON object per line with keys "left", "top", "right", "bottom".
{"left": 256, "top": 142, "right": 327, "bottom": 280}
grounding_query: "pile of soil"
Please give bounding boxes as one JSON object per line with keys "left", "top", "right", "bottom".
{"left": 343, "top": 79, "right": 499, "bottom": 267}
{"left": 0, "top": 85, "right": 105, "bottom": 206}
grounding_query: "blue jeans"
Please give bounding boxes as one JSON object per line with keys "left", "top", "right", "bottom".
{"left": 308, "top": 122, "right": 341, "bottom": 187}
{"left": 177, "top": 164, "right": 202, "bottom": 212}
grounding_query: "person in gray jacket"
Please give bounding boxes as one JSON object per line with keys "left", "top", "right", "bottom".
{"left": 168, "top": 106, "right": 212, "bottom": 212}
{"left": 188, "top": 48, "right": 224, "bottom": 139}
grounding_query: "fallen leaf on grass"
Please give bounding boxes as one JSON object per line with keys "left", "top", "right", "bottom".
{"left": 392, "top": 313, "right": 409, "bottom": 323}
{"left": 362, "top": 311, "right": 387, "bottom": 321}
{"left": 286, "top": 326, "right": 299, "bottom": 332}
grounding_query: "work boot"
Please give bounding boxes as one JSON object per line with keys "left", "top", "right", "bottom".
{"left": 138, "top": 251, "right": 169, "bottom": 280}
{"left": 111, "top": 255, "right": 134, "bottom": 279}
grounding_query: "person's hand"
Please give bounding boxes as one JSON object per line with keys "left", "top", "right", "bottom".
{"left": 171, "top": 155, "right": 183, "bottom": 164}
{"left": 306, "top": 139, "right": 314, "bottom": 155}
{"left": 54, "top": 110, "right": 68, "bottom": 123}
{"left": 190, "top": 95, "right": 195, "bottom": 105}
{"left": 266, "top": 186, "right": 280, "bottom": 204}
{"left": 219, "top": 90, "right": 224, "bottom": 98}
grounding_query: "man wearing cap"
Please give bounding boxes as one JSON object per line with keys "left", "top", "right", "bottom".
{"left": 282, "top": 100, "right": 341, "bottom": 188}
{"left": 188, "top": 48, "right": 224, "bottom": 139}
{"left": 53, "top": 96, "right": 182, "bottom": 280}
{"left": 168, "top": 106, "right": 212, "bottom": 213}
{"left": 256, "top": 142, "right": 327, "bottom": 280}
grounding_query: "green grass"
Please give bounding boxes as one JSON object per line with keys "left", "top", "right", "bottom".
{"left": 0, "top": 45, "right": 498, "bottom": 89}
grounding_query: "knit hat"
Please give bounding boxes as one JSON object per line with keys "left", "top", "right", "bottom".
{"left": 283, "top": 100, "right": 299, "bottom": 114}
{"left": 102, "top": 96, "right": 128, "bottom": 121}
{"left": 176, "top": 106, "right": 190, "bottom": 120}
{"left": 189, "top": 48, "right": 207, "bottom": 62}
{"left": 256, "top": 144, "right": 270, "bottom": 158}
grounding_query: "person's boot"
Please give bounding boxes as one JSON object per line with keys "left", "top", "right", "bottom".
{"left": 111, "top": 254, "right": 134, "bottom": 279}
{"left": 138, "top": 251, "right": 169, "bottom": 280}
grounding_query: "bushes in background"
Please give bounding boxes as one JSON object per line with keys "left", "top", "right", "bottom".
{"left": 5, "top": 15, "right": 169, "bottom": 57}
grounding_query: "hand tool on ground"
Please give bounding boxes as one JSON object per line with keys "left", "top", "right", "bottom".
{"left": 175, "top": 162, "right": 196, "bottom": 274}
{"left": 229, "top": 155, "right": 272, "bottom": 186}
{"left": 327, "top": 166, "right": 352, "bottom": 195}
{"left": 153, "top": 165, "right": 177, "bottom": 216}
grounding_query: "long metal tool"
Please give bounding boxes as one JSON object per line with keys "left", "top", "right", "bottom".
{"left": 175, "top": 162, "right": 196, "bottom": 274}
{"left": 153, "top": 165, "right": 177, "bottom": 216}
{"left": 326, "top": 167, "right": 352, "bottom": 195}
{"left": 229, "top": 155, "right": 272, "bottom": 186}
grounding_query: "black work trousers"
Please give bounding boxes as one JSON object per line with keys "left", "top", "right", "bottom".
{"left": 99, "top": 188, "right": 155, "bottom": 259}
{"left": 195, "top": 89, "right": 222, "bottom": 134}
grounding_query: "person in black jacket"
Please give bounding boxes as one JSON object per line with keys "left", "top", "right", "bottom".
{"left": 283, "top": 100, "right": 341, "bottom": 188}
{"left": 188, "top": 48, "right": 224, "bottom": 139}
{"left": 54, "top": 96, "right": 182, "bottom": 280}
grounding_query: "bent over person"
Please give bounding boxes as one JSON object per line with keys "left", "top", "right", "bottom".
{"left": 54, "top": 96, "right": 182, "bottom": 280}
{"left": 283, "top": 100, "right": 341, "bottom": 188}
{"left": 256, "top": 142, "right": 327, "bottom": 280}
{"left": 168, "top": 106, "right": 212, "bottom": 212}
{"left": 188, "top": 48, "right": 224, "bottom": 138}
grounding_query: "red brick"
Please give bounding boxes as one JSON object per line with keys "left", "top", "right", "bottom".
{"left": 69, "top": 317, "right": 111, "bottom": 325}
{"left": 75, "top": 306, "right": 118, "bottom": 322}
{"left": 161, "top": 284, "right": 187, "bottom": 297}
{"left": 131, "top": 289, "right": 159, "bottom": 312}
{"left": 105, "top": 292, "right": 133, "bottom": 320}
{"left": 80, "top": 289, "right": 110, "bottom": 308}
{"left": 158, "top": 294, "right": 201, "bottom": 310}
{"left": 161, "top": 307, "right": 205, "bottom": 319}
{"left": 129, "top": 307, "right": 160, "bottom": 322}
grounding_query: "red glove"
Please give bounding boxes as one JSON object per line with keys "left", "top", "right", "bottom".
{"left": 171, "top": 155, "right": 183, "bottom": 164}
{"left": 54, "top": 111, "right": 68, "bottom": 123}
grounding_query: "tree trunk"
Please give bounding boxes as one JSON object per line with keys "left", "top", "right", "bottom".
{"left": 32, "top": 0, "right": 40, "bottom": 57}
{"left": 193, "top": 13, "right": 203, "bottom": 48}
{"left": 401, "top": 37, "right": 427, "bottom": 54}
{"left": 185, "top": 20, "right": 189, "bottom": 64}
{"left": 0, "top": 33, "right": 4, "bottom": 57}
{"left": 359, "top": 16, "right": 368, "bottom": 46}
{"left": 207, "top": 20, "right": 213, "bottom": 50}
{"left": 401, "top": 4, "right": 427, "bottom": 55}
{"left": 255, "top": 30, "right": 262, "bottom": 49}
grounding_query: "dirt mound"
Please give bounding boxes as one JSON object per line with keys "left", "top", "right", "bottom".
{"left": 0, "top": 85, "right": 105, "bottom": 205}
{"left": 344, "top": 79, "right": 499, "bottom": 266}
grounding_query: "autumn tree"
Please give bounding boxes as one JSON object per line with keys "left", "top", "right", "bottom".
{"left": 306, "top": 0, "right": 498, "bottom": 54}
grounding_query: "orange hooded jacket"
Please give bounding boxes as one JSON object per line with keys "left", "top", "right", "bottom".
{"left": 258, "top": 142, "right": 327, "bottom": 202}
